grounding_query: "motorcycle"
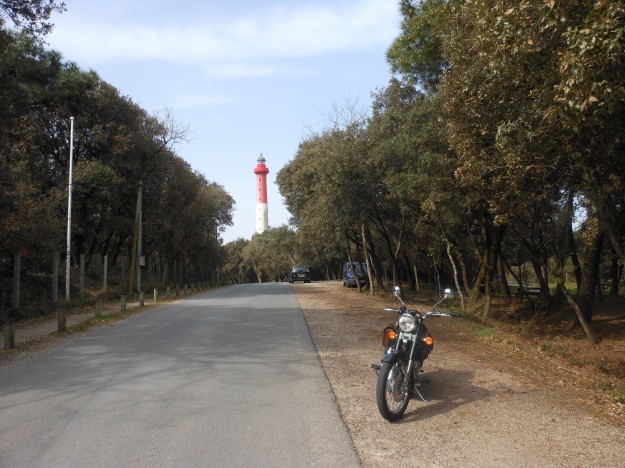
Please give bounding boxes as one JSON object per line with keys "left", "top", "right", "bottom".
{"left": 371, "top": 286, "right": 455, "bottom": 422}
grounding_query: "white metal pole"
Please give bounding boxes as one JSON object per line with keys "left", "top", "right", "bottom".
{"left": 137, "top": 182, "right": 142, "bottom": 293}
{"left": 65, "top": 117, "right": 75, "bottom": 302}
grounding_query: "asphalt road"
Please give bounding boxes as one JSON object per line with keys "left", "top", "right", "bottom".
{"left": 0, "top": 283, "right": 360, "bottom": 467}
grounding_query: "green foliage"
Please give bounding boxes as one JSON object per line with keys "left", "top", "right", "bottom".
{"left": 277, "top": 119, "right": 371, "bottom": 255}
{"left": 241, "top": 226, "right": 300, "bottom": 283}
{"left": 387, "top": 0, "right": 460, "bottom": 91}
{"left": 439, "top": 0, "right": 625, "bottom": 319}
{"left": 220, "top": 238, "right": 253, "bottom": 284}
{"left": 1, "top": 25, "right": 235, "bottom": 310}
{"left": 0, "top": 0, "right": 66, "bottom": 38}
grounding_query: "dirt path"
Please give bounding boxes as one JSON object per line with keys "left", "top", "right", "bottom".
{"left": 293, "top": 282, "right": 624, "bottom": 468}
{"left": 2, "top": 282, "right": 623, "bottom": 467}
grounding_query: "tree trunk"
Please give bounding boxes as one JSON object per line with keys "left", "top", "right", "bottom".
{"left": 128, "top": 188, "right": 141, "bottom": 293}
{"left": 446, "top": 240, "right": 465, "bottom": 311}
{"left": 497, "top": 250, "right": 511, "bottom": 302}
{"left": 520, "top": 238, "right": 550, "bottom": 300}
{"left": 362, "top": 223, "right": 384, "bottom": 293}
{"left": 372, "top": 216, "right": 404, "bottom": 292}
{"left": 392, "top": 217, "right": 405, "bottom": 289}
{"left": 469, "top": 221, "right": 491, "bottom": 306}
{"left": 413, "top": 258, "right": 420, "bottom": 292}
{"left": 457, "top": 254, "right": 470, "bottom": 296}
{"left": 402, "top": 251, "right": 416, "bottom": 291}
{"left": 558, "top": 283, "right": 597, "bottom": 344}
{"left": 565, "top": 192, "right": 582, "bottom": 289}
{"left": 576, "top": 224, "right": 605, "bottom": 323}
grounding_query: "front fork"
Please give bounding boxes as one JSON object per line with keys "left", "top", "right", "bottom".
{"left": 402, "top": 332, "right": 427, "bottom": 401}
{"left": 372, "top": 327, "right": 427, "bottom": 402}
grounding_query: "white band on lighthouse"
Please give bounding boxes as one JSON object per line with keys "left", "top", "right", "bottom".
{"left": 256, "top": 203, "right": 268, "bottom": 234}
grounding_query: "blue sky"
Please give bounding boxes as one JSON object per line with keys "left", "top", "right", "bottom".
{"left": 46, "top": 0, "right": 401, "bottom": 243}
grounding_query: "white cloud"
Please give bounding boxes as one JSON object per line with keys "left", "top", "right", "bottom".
{"left": 203, "top": 62, "right": 313, "bottom": 79}
{"left": 173, "top": 93, "right": 240, "bottom": 110}
{"left": 48, "top": 0, "right": 399, "bottom": 71}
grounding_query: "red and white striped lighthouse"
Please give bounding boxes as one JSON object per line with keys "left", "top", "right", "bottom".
{"left": 254, "top": 154, "right": 269, "bottom": 234}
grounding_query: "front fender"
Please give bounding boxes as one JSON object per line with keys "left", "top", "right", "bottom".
{"left": 381, "top": 351, "right": 399, "bottom": 364}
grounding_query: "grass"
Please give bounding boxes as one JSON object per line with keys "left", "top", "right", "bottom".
{"left": 601, "top": 382, "right": 625, "bottom": 404}
{"left": 475, "top": 325, "right": 497, "bottom": 338}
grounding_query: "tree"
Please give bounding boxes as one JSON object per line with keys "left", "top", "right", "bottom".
{"left": 548, "top": 0, "right": 625, "bottom": 271}
{"left": 0, "top": 0, "right": 66, "bottom": 37}
{"left": 221, "top": 238, "right": 251, "bottom": 285}
{"left": 0, "top": 31, "right": 88, "bottom": 258}
{"left": 277, "top": 119, "right": 373, "bottom": 286}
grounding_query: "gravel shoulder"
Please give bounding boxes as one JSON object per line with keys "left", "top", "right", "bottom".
{"left": 292, "top": 281, "right": 624, "bottom": 468}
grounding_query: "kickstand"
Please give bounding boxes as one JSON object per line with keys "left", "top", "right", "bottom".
{"left": 413, "top": 386, "right": 427, "bottom": 402}
{"left": 413, "top": 378, "right": 430, "bottom": 402}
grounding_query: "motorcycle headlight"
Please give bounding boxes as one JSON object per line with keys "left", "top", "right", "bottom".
{"left": 398, "top": 313, "right": 416, "bottom": 333}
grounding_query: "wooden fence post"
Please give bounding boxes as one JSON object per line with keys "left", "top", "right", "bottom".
{"left": 95, "top": 297, "right": 102, "bottom": 318}
{"left": 58, "top": 303, "right": 67, "bottom": 332}
{"left": 52, "top": 253, "right": 59, "bottom": 307}
{"left": 3, "top": 252, "right": 21, "bottom": 348}
{"left": 120, "top": 295, "right": 126, "bottom": 312}
{"left": 3, "top": 311, "right": 15, "bottom": 349}
{"left": 3, "top": 277, "right": 16, "bottom": 348}
{"left": 79, "top": 254, "right": 85, "bottom": 300}
{"left": 13, "top": 252, "right": 20, "bottom": 312}
{"left": 153, "top": 289, "right": 158, "bottom": 303}
{"left": 102, "top": 254, "right": 108, "bottom": 291}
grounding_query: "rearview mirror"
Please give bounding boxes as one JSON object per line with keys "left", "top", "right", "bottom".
{"left": 393, "top": 285, "right": 406, "bottom": 307}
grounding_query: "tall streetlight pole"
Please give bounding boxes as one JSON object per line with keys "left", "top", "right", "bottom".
{"left": 65, "top": 116, "right": 75, "bottom": 302}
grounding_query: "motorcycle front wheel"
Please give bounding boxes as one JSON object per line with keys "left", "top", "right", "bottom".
{"left": 376, "top": 360, "right": 411, "bottom": 422}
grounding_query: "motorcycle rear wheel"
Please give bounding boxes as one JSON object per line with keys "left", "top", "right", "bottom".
{"left": 376, "top": 360, "right": 411, "bottom": 422}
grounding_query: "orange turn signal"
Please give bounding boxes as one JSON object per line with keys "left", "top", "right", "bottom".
{"left": 424, "top": 336, "right": 433, "bottom": 346}
{"left": 382, "top": 327, "right": 397, "bottom": 347}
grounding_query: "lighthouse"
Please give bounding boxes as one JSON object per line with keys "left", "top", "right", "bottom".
{"left": 254, "top": 154, "right": 269, "bottom": 234}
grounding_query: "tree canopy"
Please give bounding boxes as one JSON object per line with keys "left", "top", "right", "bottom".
{"left": 275, "top": 0, "right": 625, "bottom": 329}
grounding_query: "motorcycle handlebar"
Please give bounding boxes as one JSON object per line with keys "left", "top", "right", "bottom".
{"left": 427, "top": 312, "right": 457, "bottom": 318}
{"left": 385, "top": 307, "right": 456, "bottom": 318}
{"left": 385, "top": 306, "right": 423, "bottom": 315}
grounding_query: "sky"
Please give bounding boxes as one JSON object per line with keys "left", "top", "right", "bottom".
{"left": 45, "top": 0, "right": 401, "bottom": 243}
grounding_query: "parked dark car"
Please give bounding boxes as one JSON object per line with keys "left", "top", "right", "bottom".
{"left": 289, "top": 265, "right": 311, "bottom": 283}
{"left": 342, "top": 261, "right": 368, "bottom": 288}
